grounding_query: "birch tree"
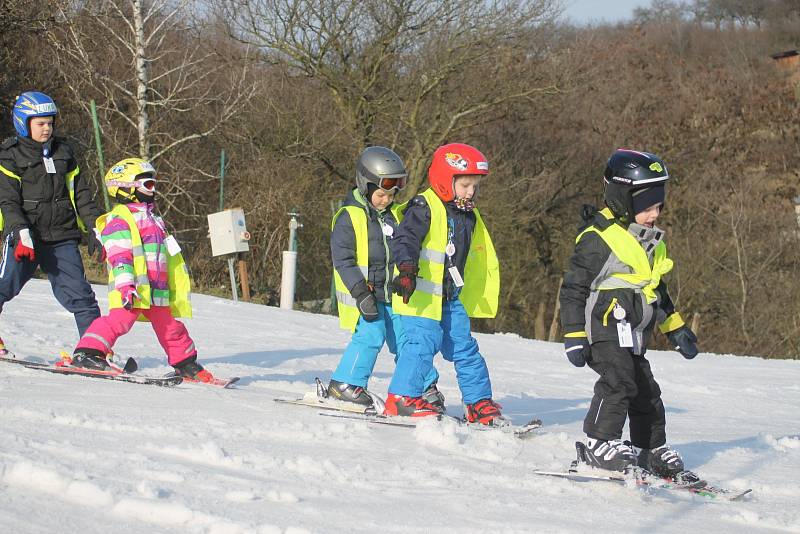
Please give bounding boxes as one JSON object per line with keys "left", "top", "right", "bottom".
{"left": 48, "top": 0, "right": 255, "bottom": 162}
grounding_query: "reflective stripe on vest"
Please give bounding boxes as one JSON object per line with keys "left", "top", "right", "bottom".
{"left": 331, "top": 196, "right": 405, "bottom": 332}
{"left": 391, "top": 188, "right": 499, "bottom": 320}
{"left": 576, "top": 208, "right": 673, "bottom": 304}
{"left": 96, "top": 205, "right": 192, "bottom": 320}
{"left": 331, "top": 205, "right": 369, "bottom": 332}
{"left": 65, "top": 166, "right": 87, "bottom": 233}
{"left": 0, "top": 163, "right": 86, "bottom": 233}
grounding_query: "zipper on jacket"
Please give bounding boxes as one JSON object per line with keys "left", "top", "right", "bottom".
{"left": 377, "top": 210, "right": 391, "bottom": 302}
{"left": 602, "top": 297, "right": 618, "bottom": 326}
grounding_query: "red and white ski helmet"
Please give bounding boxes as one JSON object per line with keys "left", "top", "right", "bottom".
{"left": 427, "top": 143, "right": 489, "bottom": 202}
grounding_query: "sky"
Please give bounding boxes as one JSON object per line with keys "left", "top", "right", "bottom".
{"left": 561, "top": 0, "right": 651, "bottom": 24}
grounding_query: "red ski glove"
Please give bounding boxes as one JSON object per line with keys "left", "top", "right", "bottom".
{"left": 13, "top": 228, "right": 35, "bottom": 262}
{"left": 392, "top": 263, "right": 418, "bottom": 304}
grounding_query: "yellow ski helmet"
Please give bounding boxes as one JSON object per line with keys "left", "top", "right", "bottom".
{"left": 104, "top": 158, "right": 156, "bottom": 202}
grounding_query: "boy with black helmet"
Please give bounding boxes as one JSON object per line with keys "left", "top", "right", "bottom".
{"left": 0, "top": 92, "right": 104, "bottom": 346}
{"left": 560, "top": 148, "right": 699, "bottom": 477}
{"left": 384, "top": 143, "right": 504, "bottom": 426}
{"left": 328, "top": 146, "right": 440, "bottom": 408}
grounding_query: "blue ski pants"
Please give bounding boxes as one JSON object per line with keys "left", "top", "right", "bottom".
{"left": 331, "top": 302, "right": 439, "bottom": 389}
{"left": 0, "top": 236, "right": 100, "bottom": 337}
{"left": 388, "top": 299, "right": 492, "bottom": 404}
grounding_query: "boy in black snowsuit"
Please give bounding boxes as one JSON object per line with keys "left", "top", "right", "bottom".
{"left": 0, "top": 92, "right": 104, "bottom": 343}
{"left": 559, "top": 149, "right": 699, "bottom": 478}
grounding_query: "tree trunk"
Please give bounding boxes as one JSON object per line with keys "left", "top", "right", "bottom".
{"left": 133, "top": 0, "right": 150, "bottom": 159}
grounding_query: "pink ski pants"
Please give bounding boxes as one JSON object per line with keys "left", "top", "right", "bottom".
{"left": 76, "top": 306, "right": 196, "bottom": 366}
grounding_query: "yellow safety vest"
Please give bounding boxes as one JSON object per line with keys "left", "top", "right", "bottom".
{"left": 332, "top": 192, "right": 405, "bottom": 332}
{"left": 391, "top": 188, "right": 499, "bottom": 321}
{"left": 0, "top": 164, "right": 87, "bottom": 233}
{"left": 96, "top": 204, "right": 192, "bottom": 320}
{"left": 577, "top": 207, "right": 683, "bottom": 333}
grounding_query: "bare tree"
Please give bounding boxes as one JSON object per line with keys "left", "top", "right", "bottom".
{"left": 47, "top": 0, "right": 256, "bottom": 161}
{"left": 220, "top": 0, "right": 562, "bottom": 191}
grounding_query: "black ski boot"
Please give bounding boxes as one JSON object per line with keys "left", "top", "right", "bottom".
{"left": 576, "top": 438, "right": 638, "bottom": 472}
{"left": 173, "top": 357, "right": 213, "bottom": 383}
{"left": 421, "top": 382, "right": 446, "bottom": 411}
{"left": 71, "top": 348, "right": 110, "bottom": 370}
{"left": 327, "top": 379, "right": 374, "bottom": 407}
{"left": 637, "top": 445, "right": 685, "bottom": 478}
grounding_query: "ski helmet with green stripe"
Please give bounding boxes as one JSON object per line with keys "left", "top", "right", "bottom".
{"left": 603, "top": 149, "right": 669, "bottom": 222}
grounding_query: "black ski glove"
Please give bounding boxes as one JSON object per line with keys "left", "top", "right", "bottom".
{"left": 667, "top": 325, "right": 698, "bottom": 359}
{"left": 86, "top": 229, "right": 106, "bottom": 262}
{"left": 564, "top": 335, "right": 591, "bottom": 367}
{"left": 351, "top": 279, "right": 379, "bottom": 322}
{"left": 392, "top": 263, "right": 418, "bottom": 304}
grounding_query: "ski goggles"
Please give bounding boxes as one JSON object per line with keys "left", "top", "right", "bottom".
{"left": 377, "top": 175, "right": 407, "bottom": 192}
{"left": 107, "top": 178, "right": 156, "bottom": 192}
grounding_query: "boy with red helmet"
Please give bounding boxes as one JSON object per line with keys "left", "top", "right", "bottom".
{"left": 384, "top": 143, "right": 504, "bottom": 426}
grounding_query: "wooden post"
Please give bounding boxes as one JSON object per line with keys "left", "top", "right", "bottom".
{"left": 548, "top": 277, "right": 563, "bottom": 342}
{"left": 534, "top": 302, "right": 546, "bottom": 340}
{"left": 690, "top": 312, "right": 701, "bottom": 336}
{"left": 238, "top": 257, "right": 250, "bottom": 302}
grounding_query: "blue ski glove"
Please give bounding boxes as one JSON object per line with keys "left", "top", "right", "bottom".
{"left": 667, "top": 325, "right": 698, "bottom": 359}
{"left": 564, "top": 334, "right": 591, "bottom": 367}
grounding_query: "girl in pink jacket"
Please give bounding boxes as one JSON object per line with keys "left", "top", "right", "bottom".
{"left": 69, "top": 158, "right": 213, "bottom": 382}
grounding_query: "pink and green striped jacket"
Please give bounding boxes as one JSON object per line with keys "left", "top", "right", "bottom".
{"left": 101, "top": 203, "right": 170, "bottom": 306}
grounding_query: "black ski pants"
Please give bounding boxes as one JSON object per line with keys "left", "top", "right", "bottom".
{"left": 583, "top": 341, "right": 667, "bottom": 449}
{"left": 0, "top": 235, "right": 100, "bottom": 337}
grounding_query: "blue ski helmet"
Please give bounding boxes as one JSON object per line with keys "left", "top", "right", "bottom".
{"left": 13, "top": 92, "right": 58, "bottom": 138}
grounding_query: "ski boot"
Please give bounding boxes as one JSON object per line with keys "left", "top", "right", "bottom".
{"left": 575, "top": 438, "right": 638, "bottom": 472}
{"left": 464, "top": 398, "right": 509, "bottom": 427}
{"left": 384, "top": 394, "right": 443, "bottom": 417}
{"left": 173, "top": 358, "right": 214, "bottom": 383}
{"left": 637, "top": 445, "right": 686, "bottom": 478}
{"left": 71, "top": 348, "right": 111, "bottom": 370}
{"left": 327, "top": 379, "right": 374, "bottom": 407}
{"left": 421, "top": 382, "right": 446, "bottom": 412}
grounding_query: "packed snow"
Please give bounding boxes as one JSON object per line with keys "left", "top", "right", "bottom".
{"left": 0, "top": 279, "right": 798, "bottom": 533}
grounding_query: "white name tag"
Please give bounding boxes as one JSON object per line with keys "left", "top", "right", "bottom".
{"left": 43, "top": 157, "right": 56, "bottom": 174}
{"left": 617, "top": 321, "right": 633, "bottom": 348}
{"left": 164, "top": 235, "right": 181, "bottom": 256}
{"left": 448, "top": 266, "right": 464, "bottom": 287}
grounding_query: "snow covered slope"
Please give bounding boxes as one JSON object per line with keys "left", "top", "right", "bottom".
{"left": 1, "top": 280, "right": 798, "bottom": 533}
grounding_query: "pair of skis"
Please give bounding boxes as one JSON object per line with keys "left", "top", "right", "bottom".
{"left": 0, "top": 353, "right": 239, "bottom": 388}
{"left": 275, "top": 380, "right": 751, "bottom": 500}
{"left": 274, "top": 378, "right": 544, "bottom": 440}
{"left": 534, "top": 454, "right": 752, "bottom": 501}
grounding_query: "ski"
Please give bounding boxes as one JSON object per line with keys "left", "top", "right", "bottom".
{"left": 274, "top": 377, "right": 384, "bottom": 414}
{"left": 0, "top": 355, "right": 183, "bottom": 387}
{"left": 179, "top": 374, "right": 240, "bottom": 388}
{"left": 533, "top": 463, "right": 752, "bottom": 501}
{"left": 274, "top": 396, "right": 377, "bottom": 414}
{"left": 317, "top": 411, "right": 544, "bottom": 439}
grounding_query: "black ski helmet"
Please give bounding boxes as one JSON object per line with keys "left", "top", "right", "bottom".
{"left": 603, "top": 149, "right": 669, "bottom": 222}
